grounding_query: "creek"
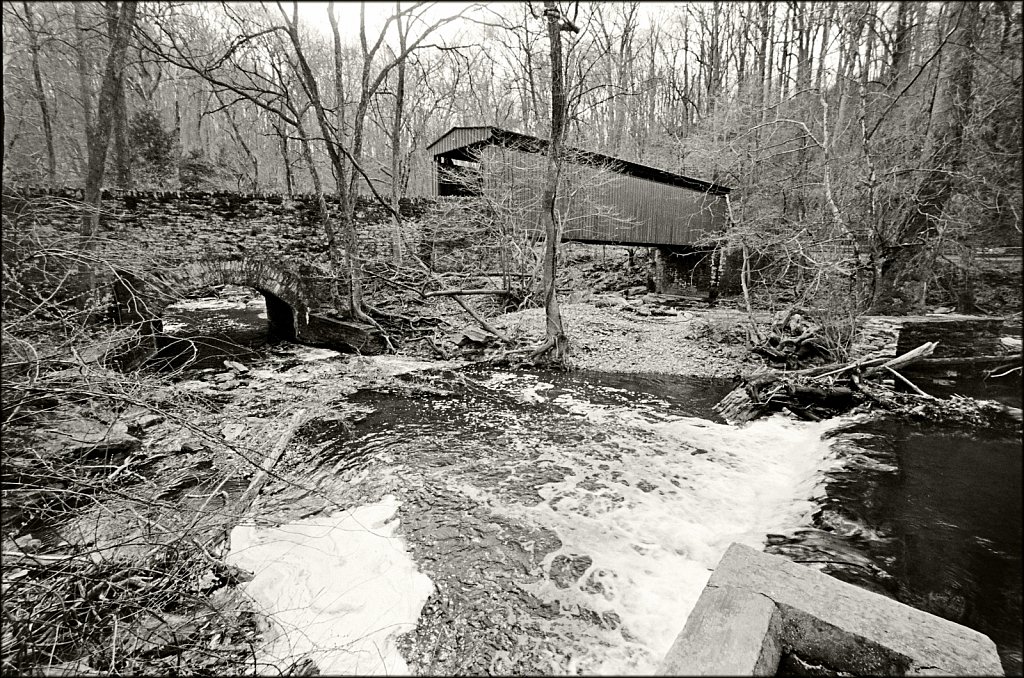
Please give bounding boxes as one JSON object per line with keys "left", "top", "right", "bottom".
{"left": 163, "top": 292, "right": 1023, "bottom": 675}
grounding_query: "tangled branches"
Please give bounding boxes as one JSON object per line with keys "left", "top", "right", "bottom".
{"left": 1, "top": 195, "right": 285, "bottom": 674}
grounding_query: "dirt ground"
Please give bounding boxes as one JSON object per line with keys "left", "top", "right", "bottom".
{"left": 491, "top": 296, "right": 762, "bottom": 378}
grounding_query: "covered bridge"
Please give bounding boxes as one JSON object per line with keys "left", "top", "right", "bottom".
{"left": 426, "top": 126, "right": 733, "bottom": 249}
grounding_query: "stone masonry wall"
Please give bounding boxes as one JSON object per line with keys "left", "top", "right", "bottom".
{"left": 2, "top": 186, "right": 435, "bottom": 311}
{"left": 2, "top": 187, "right": 432, "bottom": 265}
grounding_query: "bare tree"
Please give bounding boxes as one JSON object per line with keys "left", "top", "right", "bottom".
{"left": 20, "top": 2, "right": 57, "bottom": 187}
{"left": 532, "top": 1, "right": 579, "bottom": 364}
{"left": 81, "top": 1, "right": 138, "bottom": 236}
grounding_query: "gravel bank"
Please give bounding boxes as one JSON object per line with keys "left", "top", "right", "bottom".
{"left": 492, "top": 295, "right": 763, "bottom": 378}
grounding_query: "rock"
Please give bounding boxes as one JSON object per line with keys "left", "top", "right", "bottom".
{"left": 635, "top": 479, "right": 657, "bottom": 492}
{"left": 549, "top": 553, "right": 593, "bottom": 589}
{"left": 165, "top": 437, "right": 204, "bottom": 454}
{"left": 221, "top": 422, "right": 246, "bottom": 441}
{"left": 47, "top": 419, "right": 140, "bottom": 455}
{"left": 594, "top": 295, "right": 627, "bottom": 308}
{"left": 623, "top": 285, "right": 647, "bottom": 298}
{"left": 14, "top": 534, "right": 42, "bottom": 553}
{"left": 224, "top": 359, "right": 250, "bottom": 373}
{"left": 455, "top": 327, "right": 492, "bottom": 346}
{"left": 137, "top": 413, "right": 164, "bottom": 429}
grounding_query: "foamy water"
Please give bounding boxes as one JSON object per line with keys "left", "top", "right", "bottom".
{"left": 227, "top": 365, "right": 850, "bottom": 675}
{"left": 465, "top": 374, "right": 846, "bottom": 674}
{"left": 226, "top": 496, "right": 433, "bottom": 675}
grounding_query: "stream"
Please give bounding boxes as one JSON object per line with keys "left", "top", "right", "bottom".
{"left": 163, "top": 292, "right": 1023, "bottom": 675}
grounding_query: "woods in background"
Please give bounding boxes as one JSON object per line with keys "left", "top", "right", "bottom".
{"left": 3, "top": 1, "right": 1021, "bottom": 317}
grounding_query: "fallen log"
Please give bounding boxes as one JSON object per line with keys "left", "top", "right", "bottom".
{"left": 862, "top": 342, "right": 938, "bottom": 378}
{"left": 718, "top": 343, "right": 940, "bottom": 424}
{"left": 453, "top": 295, "right": 510, "bottom": 342}
{"left": 906, "top": 353, "right": 1021, "bottom": 367}
{"left": 235, "top": 408, "right": 307, "bottom": 511}
{"left": 423, "top": 288, "right": 512, "bottom": 298}
{"left": 203, "top": 409, "right": 307, "bottom": 553}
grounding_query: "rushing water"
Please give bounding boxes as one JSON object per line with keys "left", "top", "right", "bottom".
{"left": 168, "top": 295, "right": 1022, "bottom": 675}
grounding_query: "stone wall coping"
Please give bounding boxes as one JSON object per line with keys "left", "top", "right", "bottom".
{"left": 658, "top": 543, "right": 1004, "bottom": 676}
{"left": 1, "top": 185, "right": 436, "bottom": 205}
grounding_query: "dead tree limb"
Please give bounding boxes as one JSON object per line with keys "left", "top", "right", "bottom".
{"left": 452, "top": 295, "right": 510, "bottom": 342}
{"left": 863, "top": 342, "right": 938, "bottom": 378}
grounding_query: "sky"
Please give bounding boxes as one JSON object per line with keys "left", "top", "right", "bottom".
{"left": 293, "top": 1, "right": 684, "bottom": 49}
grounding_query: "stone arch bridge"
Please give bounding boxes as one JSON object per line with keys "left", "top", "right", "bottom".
{"left": 3, "top": 186, "right": 434, "bottom": 354}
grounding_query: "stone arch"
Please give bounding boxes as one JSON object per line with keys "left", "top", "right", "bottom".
{"left": 115, "top": 257, "right": 310, "bottom": 342}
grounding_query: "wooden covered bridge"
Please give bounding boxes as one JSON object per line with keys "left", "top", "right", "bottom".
{"left": 426, "top": 126, "right": 736, "bottom": 293}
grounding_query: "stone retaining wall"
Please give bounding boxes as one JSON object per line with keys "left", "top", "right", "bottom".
{"left": 2, "top": 186, "right": 434, "bottom": 269}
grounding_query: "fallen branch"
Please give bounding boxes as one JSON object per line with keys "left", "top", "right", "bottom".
{"left": 452, "top": 295, "right": 510, "bottom": 342}
{"left": 235, "top": 408, "right": 307, "bottom": 512}
{"left": 423, "top": 288, "right": 512, "bottom": 298}
{"left": 910, "top": 353, "right": 1021, "bottom": 367}
{"left": 863, "top": 342, "right": 938, "bottom": 378}
{"left": 885, "top": 367, "right": 935, "bottom": 399}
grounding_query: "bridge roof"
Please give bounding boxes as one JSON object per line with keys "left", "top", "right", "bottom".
{"left": 427, "top": 126, "right": 732, "bottom": 195}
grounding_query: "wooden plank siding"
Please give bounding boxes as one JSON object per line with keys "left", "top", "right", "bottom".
{"left": 428, "top": 126, "right": 732, "bottom": 248}
{"left": 425, "top": 127, "right": 494, "bottom": 157}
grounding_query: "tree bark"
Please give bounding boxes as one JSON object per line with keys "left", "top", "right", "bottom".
{"left": 389, "top": 0, "right": 408, "bottom": 266}
{"left": 106, "top": 1, "right": 131, "bottom": 189}
{"left": 80, "top": 1, "right": 137, "bottom": 236}
{"left": 871, "top": 2, "right": 980, "bottom": 313}
{"left": 23, "top": 2, "right": 56, "bottom": 187}
{"left": 534, "top": 1, "right": 573, "bottom": 364}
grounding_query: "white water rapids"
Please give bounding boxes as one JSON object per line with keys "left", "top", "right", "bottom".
{"left": 223, "top": 364, "right": 848, "bottom": 675}
{"left": 227, "top": 496, "right": 433, "bottom": 675}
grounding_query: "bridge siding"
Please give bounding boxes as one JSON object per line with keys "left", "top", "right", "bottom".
{"left": 430, "top": 128, "right": 731, "bottom": 247}
{"left": 425, "top": 126, "right": 492, "bottom": 156}
{"left": 470, "top": 146, "right": 728, "bottom": 247}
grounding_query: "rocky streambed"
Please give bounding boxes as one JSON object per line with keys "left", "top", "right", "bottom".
{"left": 4, "top": 288, "right": 1020, "bottom": 675}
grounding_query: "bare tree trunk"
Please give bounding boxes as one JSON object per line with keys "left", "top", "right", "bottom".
{"left": 389, "top": 0, "right": 408, "bottom": 266}
{"left": 73, "top": 3, "right": 94, "bottom": 177}
{"left": 216, "top": 92, "right": 259, "bottom": 192}
{"left": 106, "top": 1, "right": 131, "bottom": 189}
{"left": 81, "top": 1, "right": 137, "bottom": 237}
{"left": 23, "top": 2, "right": 56, "bottom": 187}
{"left": 814, "top": 3, "right": 833, "bottom": 92}
{"left": 285, "top": 2, "right": 361, "bottom": 318}
{"left": 294, "top": 114, "right": 341, "bottom": 304}
{"left": 275, "top": 121, "right": 294, "bottom": 196}
{"left": 534, "top": 1, "right": 576, "bottom": 364}
{"left": 887, "top": 0, "right": 913, "bottom": 87}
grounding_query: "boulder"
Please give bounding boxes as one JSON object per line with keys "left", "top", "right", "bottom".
{"left": 46, "top": 419, "right": 140, "bottom": 456}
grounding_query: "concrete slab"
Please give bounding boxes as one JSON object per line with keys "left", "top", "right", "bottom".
{"left": 658, "top": 543, "right": 1004, "bottom": 676}
{"left": 657, "top": 586, "right": 782, "bottom": 676}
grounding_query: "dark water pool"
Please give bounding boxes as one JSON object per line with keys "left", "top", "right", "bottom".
{"left": 782, "top": 417, "right": 1023, "bottom": 674}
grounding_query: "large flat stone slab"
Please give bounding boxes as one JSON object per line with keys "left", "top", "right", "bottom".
{"left": 658, "top": 586, "right": 782, "bottom": 676}
{"left": 659, "top": 543, "right": 1003, "bottom": 676}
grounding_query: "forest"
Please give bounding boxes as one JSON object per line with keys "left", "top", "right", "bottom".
{"left": 1, "top": 1, "right": 1022, "bottom": 675}
{"left": 3, "top": 1, "right": 1021, "bottom": 320}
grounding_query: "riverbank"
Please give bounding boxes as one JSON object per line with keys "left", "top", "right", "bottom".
{"left": 492, "top": 297, "right": 760, "bottom": 377}
{"left": 3, "top": 285, "right": 1019, "bottom": 674}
